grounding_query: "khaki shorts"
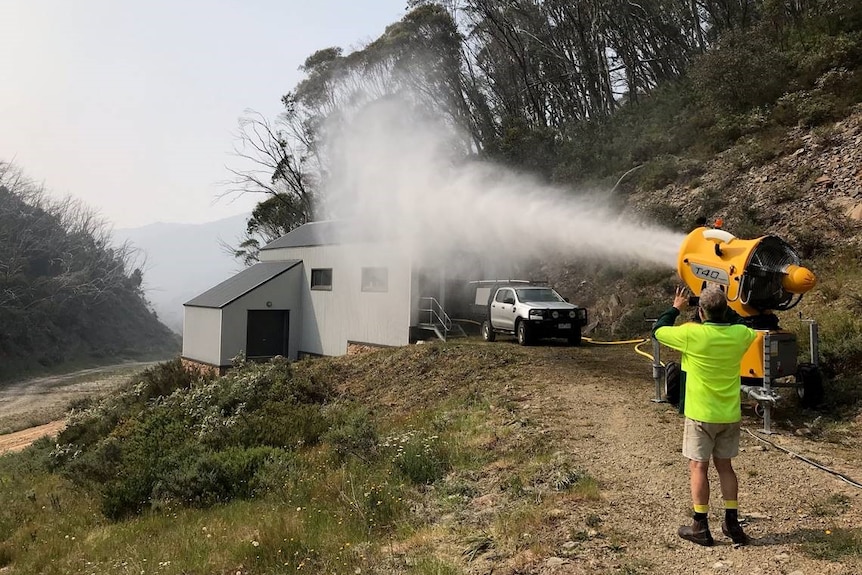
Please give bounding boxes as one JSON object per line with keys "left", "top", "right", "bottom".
{"left": 682, "top": 418, "right": 741, "bottom": 461}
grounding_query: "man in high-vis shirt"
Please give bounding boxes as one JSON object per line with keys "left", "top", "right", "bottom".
{"left": 653, "top": 286, "right": 757, "bottom": 546}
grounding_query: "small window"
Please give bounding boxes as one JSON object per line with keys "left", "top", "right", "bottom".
{"left": 361, "top": 267, "right": 388, "bottom": 292}
{"left": 311, "top": 268, "right": 332, "bottom": 291}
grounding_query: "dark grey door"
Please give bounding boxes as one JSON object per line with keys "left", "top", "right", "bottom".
{"left": 246, "top": 310, "right": 289, "bottom": 359}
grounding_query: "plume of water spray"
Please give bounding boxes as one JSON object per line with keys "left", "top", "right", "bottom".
{"left": 321, "top": 98, "right": 685, "bottom": 270}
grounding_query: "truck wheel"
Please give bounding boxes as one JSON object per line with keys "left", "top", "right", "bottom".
{"left": 796, "top": 363, "right": 824, "bottom": 408}
{"left": 568, "top": 326, "right": 582, "bottom": 347}
{"left": 516, "top": 321, "right": 531, "bottom": 346}
{"left": 481, "top": 320, "right": 496, "bottom": 342}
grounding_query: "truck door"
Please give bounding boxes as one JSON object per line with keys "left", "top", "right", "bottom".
{"left": 491, "top": 288, "right": 516, "bottom": 331}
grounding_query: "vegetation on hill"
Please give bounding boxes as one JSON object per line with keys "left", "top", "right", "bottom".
{"left": 1, "top": 343, "right": 860, "bottom": 574}
{"left": 0, "top": 162, "right": 179, "bottom": 382}
{"left": 228, "top": 0, "right": 862, "bottom": 259}
{"left": 3, "top": 1, "right": 862, "bottom": 572}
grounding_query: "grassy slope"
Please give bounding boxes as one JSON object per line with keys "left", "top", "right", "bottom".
{"left": 0, "top": 345, "right": 604, "bottom": 575}
{"left": 1, "top": 342, "right": 860, "bottom": 575}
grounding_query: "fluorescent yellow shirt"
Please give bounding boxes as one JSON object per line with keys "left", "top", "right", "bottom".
{"left": 655, "top": 321, "right": 757, "bottom": 423}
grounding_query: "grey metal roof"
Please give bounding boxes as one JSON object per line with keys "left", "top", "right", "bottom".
{"left": 184, "top": 260, "right": 301, "bottom": 309}
{"left": 261, "top": 220, "right": 382, "bottom": 251}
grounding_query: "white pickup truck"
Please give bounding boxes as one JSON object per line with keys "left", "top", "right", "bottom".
{"left": 478, "top": 283, "right": 588, "bottom": 346}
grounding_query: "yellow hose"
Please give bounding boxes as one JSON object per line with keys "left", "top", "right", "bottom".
{"left": 583, "top": 336, "right": 663, "bottom": 366}
{"left": 457, "top": 327, "right": 662, "bottom": 365}
{"left": 634, "top": 340, "right": 662, "bottom": 365}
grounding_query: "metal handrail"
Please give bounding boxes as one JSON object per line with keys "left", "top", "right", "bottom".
{"left": 419, "top": 296, "right": 453, "bottom": 333}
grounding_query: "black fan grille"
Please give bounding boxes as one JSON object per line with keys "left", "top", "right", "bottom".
{"left": 743, "top": 237, "right": 801, "bottom": 311}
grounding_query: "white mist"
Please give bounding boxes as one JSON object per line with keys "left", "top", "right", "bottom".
{"left": 320, "top": 98, "right": 684, "bottom": 271}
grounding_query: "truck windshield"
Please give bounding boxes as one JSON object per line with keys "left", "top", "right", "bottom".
{"left": 516, "top": 288, "right": 564, "bottom": 302}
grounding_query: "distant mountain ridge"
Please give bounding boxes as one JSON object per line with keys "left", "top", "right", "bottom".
{"left": 114, "top": 213, "right": 250, "bottom": 333}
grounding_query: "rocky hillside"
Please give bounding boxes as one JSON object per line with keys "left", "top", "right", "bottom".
{"left": 631, "top": 103, "right": 862, "bottom": 256}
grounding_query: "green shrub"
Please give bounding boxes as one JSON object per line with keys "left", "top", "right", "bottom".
{"left": 92, "top": 412, "right": 194, "bottom": 519}
{"left": 819, "top": 311, "right": 862, "bottom": 376}
{"left": 794, "top": 32, "right": 862, "bottom": 86}
{"left": 773, "top": 90, "right": 841, "bottom": 127}
{"left": 52, "top": 357, "right": 337, "bottom": 519}
{"left": 151, "top": 446, "right": 286, "bottom": 509}
{"left": 386, "top": 430, "right": 451, "bottom": 485}
{"left": 613, "top": 304, "right": 668, "bottom": 339}
{"left": 57, "top": 359, "right": 207, "bottom": 450}
{"left": 137, "top": 358, "right": 205, "bottom": 399}
{"left": 637, "top": 156, "right": 679, "bottom": 190}
{"left": 691, "top": 26, "right": 793, "bottom": 113}
{"left": 325, "top": 405, "right": 379, "bottom": 462}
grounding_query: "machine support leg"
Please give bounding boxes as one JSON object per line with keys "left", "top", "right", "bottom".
{"left": 807, "top": 321, "right": 819, "bottom": 367}
{"left": 761, "top": 332, "right": 775, "bottom": 434}
{"left": 760, "top": 393, "right": 773, "bottom": 434}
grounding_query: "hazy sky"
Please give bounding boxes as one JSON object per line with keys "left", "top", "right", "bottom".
{"left": 0, "top": 0, "right": 408, "bottom": 228}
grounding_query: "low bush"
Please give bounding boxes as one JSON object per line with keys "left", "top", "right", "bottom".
{"left": 51, "top": 357, "right": 337, "bottom": 519}
{"left": 57, "top": 358, "right": 207, "bottom": 450}
{"left": 773, "top": 90, "right": 842, "bottom": 127}
{"left": 325, "top": 404, "right": 379, "bottom": 462}
{"left": 636, "top": 156, "right": 679, "bottom": 190}
{"left": 386, "top": 430, "right": 451, "bottom": 485}
{"left": 150, "top": 446, "right": 286, "bottom": 510}
{"left": 818, "top": 311, "right": 862, "bottom": 377}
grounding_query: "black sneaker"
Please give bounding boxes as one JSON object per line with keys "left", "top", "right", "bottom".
{"left": 678, "top": 519, "right": 714, "bottom": 546}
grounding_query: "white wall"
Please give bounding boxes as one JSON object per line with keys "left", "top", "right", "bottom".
{"left": 182, "top": 306, "right": 222, "bottom": 365}
{"left": 219, "top": 267, "right": 304, "bottom": 362}
{"left": 262, "top": 242, "right": 412, "bottom": 356}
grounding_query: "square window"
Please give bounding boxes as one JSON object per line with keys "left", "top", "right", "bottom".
{"left": 311, "top": 268, "right": 332, "bottom": 291}
{"left": 361, "top": 267, "right": 388, "bottom": 292}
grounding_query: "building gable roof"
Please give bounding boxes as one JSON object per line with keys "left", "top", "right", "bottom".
{"left": 184, "top": 260, "right": 301, "bottom": 309}
{"left": 261, "top": 220, "right": 384, "bottom": 251}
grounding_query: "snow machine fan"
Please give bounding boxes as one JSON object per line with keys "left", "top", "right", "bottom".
{"left": 656, "top": 223, "right": 823, "bottom": 433}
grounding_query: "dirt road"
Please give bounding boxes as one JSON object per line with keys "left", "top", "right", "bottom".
{"left": 0, "top": 361, "right": 160, "bottom": 450}
{"left": 485, "top": 343, "right": 862, "bottom": 575}
{"left": 0, "top": 420, "right": 66, "bottom": 453}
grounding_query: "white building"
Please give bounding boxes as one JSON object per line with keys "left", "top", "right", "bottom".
{"left": 182, "top": 221, "right": 489, "bottom": 373}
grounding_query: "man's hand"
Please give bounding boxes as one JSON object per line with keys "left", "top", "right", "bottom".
{"left": 673, "top": 286, "right": 689, "bottom": 311}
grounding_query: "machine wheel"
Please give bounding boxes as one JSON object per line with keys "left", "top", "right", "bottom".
{"left": 568, "top": 326, "right": 582, "bottom": 346}
{"left": 664, "top": 361, "right": 681, "bottom": 407}
{"left": 481, "top": 320, "right": 496, "bottom": 342}
{"left": 796, "top": 362, "right": 824, "bottom": 408}
{"left": 516, "top": 321, "right": 531, "bottom": 346}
